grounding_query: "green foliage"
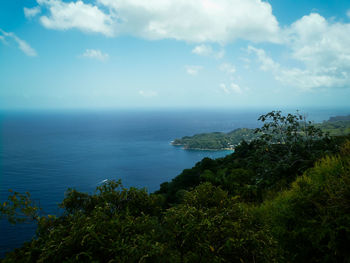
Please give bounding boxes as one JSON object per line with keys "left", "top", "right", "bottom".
{"left": 172, "top": 111, "right": 350, "bottom": 151}
{"left": 172, "top": 128, "right": 258, "bottom": 150}
{"left": 2, "top": 181, "right": 168, "bottom": 263}
{"left": 200, "top": 168, "right": 258, "bottom": 202}
{"left": 255, "top": 110, "right": 326, "bottom": 144}
{"left": 2, "top": 111, "right": 350, "bottom": 262}
{"left": 316, "top": 120, "right": 350, "bottom": 136}
{"left": 0, "top": 190, "right": 40, "bottom": 224}
{"left": 260, "top": 142, "right": 350, "bottom": 262}
{"left": 1, "top": 181, "right": 280, "bottom": 262}
{"left": 162, "top": 183, "right": 279, "bottom": 263}
{"left": 159, "top": 111, "right": 347, "bottom": 206}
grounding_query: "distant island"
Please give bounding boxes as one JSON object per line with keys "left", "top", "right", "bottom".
{"left": 172, "top": 114, "right": 350, "bottom": 150}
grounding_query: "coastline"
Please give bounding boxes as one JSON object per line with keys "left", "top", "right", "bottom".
{"left": 183, "top": 147, "right": 235, "bottom": 151}
{"left": 171, "top": 142, "right": 235, "bottom": 151}
{"left": 170, "top": 114, "right": 350, "bottom": 151}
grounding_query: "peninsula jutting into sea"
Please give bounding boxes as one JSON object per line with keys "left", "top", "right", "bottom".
{"left": 172, "top": 114, "right": 350, "bottom": 150}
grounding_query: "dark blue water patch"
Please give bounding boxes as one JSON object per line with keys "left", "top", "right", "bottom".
{"left": 0, "top": 108, "right": 349, "bottom": 257}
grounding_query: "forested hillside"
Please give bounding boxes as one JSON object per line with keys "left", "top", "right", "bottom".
{"left": 172, "top": 112, "right": 350, "bottom": 150}
{"left": 1, "top": 111, "right": 350, "bottom": 262}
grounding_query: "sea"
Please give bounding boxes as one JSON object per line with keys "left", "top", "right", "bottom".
{"left": 1, "top": 108, "right": 349, "bottom": 257}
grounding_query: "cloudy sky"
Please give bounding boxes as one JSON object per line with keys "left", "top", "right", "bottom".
{"left": 1, "top": 0, "right": 350, "bottom": 109}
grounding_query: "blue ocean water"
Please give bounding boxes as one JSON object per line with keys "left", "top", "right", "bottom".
{"left": 0, "top": 108, "right": 349, "bottom": 257}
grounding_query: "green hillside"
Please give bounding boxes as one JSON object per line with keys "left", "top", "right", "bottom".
{"left": 172, "top": 113, "right": 350, "bottom": 150}
{"left": 1, "top": 111, "right": 350, "bottom": 262}
{"left": 172, "top": 128, "right": 258, "bottom": 150}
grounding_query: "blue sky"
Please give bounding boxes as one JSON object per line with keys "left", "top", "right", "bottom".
{"left": 1, "top": 0, "right": 350, "bottom": 110}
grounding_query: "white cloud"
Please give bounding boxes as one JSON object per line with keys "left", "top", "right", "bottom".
{"left": 219, "top": 82, "right": 242, "bottom": 94}
{"left": 247, "top": 46, "right": 279, "bottom": 72}
{"left": 219, "top": 63, "right": 241, "bottom": 94}
{"left": 347, "top": 10, "right": 350, "bottom": 18}
{"left": 0, "top": 29, "right": 37, "bottom": 57}
{"left": 185, "top": 65, "right": 203, "bottom": 75}
{"left": 220, "top": 83, "right": 230, "bottom": 94}
{"left": 16, "top": 38, "right": 37, "bottom": 57}
{"left": 99, "top": 0, "right": 280, "bottom": 43}
{"left": 283, "top": 13, "right": 350, "bottom": 89}
{"left": 81, "top": 49, "right": 109, "bottom": 61}
{"left": 230, "top": 82, "right": 243, "bottom": 94}
{"left": 220, "top": 63, "right": 236, "bottom": 75}
{"left": 24, "top": 6, "right": 41, "bottom": 18}
{"left": 247, "top": 13, "right": 350, "bottom": 90}
{"left": 36, "top": 0, "right": 114, "bottom": 36}
{"left": 139, "top": 90, "right": 158, "bottom": 98}
{"left": 286, "top": 14, "right": 350, "bottom": 69}
{"left": 192, "top": 45, "right": 212, "bottom": 56}
{"left": 33, "top": 0, "right": 280, "bottom": 43}
{"left": 192, "top": 44, "right": 224, "bottom": 59}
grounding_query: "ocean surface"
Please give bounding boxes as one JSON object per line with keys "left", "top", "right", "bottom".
{"left": 1, "top": 108, "right": 349, "bottom": 257}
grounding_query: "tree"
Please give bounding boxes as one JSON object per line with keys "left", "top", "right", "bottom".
{"left": 162, "top": 183, "right": 280, "bottom": 262}
{"left": 255, "top": 110, "right": 327, "bottom": 146}
{"left": 249, "top": 110, "right": 333, "bottom": 190}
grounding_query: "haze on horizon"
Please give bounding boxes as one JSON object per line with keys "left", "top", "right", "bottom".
{"left": 1, "top": 0, "right": 350, "bottom": 110}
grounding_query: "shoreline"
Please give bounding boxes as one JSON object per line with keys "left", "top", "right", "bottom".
{"left": 184, "top": 147, "right": 235, "bottom": 151}
{"left": 171, "top": 142, "right": 235, "bottom": 151}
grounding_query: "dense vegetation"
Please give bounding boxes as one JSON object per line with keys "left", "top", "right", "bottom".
{"left": 173, "top": 112, "right": 350, "bottom": 150}
{"left": 1, "top": 111, "right": 350, "bottom": 262}
{"left": 172, "top": 128, "right": 258, "bottom": 150}
{"left": 316, "top": 120, "right": 350, "bottom": 136}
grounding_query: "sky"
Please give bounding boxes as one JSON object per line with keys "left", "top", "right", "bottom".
{"left": 1, "top": 0, "right": 350, "bottom": 110}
